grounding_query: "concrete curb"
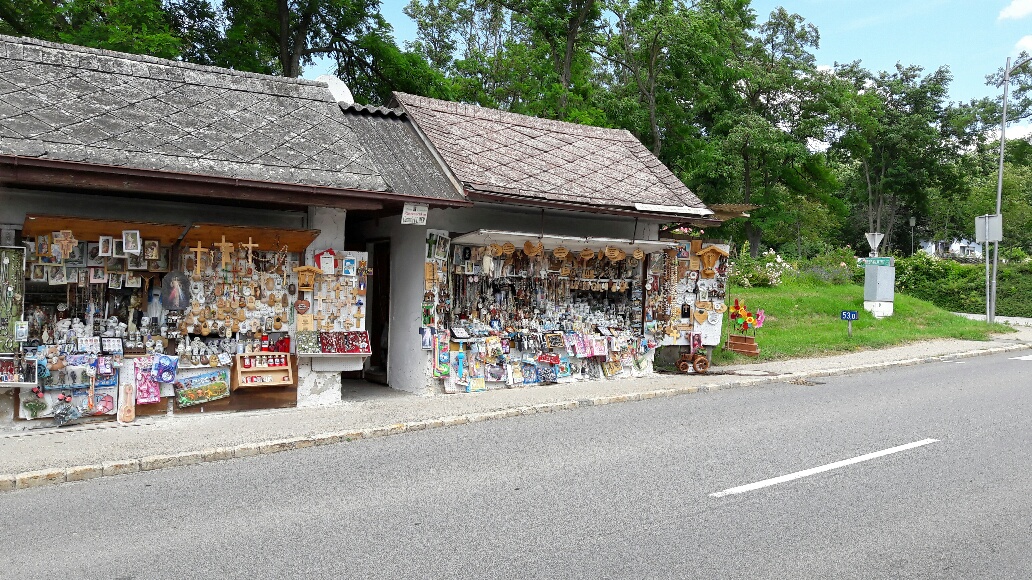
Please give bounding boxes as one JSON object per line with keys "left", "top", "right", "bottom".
{"left": 3, "top": 341, "right": 1029, "bottom": 493}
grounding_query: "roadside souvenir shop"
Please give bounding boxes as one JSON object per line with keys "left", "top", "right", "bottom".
{"left": 0, "top": 211, "right": 371, "bottom": 427}
{"left": 413, "top": 227, "right": 731, "bottom": 393}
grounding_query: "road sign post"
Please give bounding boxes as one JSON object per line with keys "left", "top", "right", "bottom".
{"left": 841, "top": 310, "right": 858, "bottom": 338}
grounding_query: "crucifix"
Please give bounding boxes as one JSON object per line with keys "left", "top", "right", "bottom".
{"left": 313, "top": 311, "right": 326, "bottom": 330}
{"left": 352, "top": 309, "right": 364, "bottom": 328}
{"left": 214, "top": 236, "right": 235, "bottom": 268}
{"left": 240, "top": 237, "right": 259, "bottom": 265}
{"left": 189, "top": 241, "right": 209, "bottom": 280}
{"left": 55, "top": 230, "right": 78, "bottom": 260}
{"left": 313, "top": 292, "right": 326, "bottom": 315}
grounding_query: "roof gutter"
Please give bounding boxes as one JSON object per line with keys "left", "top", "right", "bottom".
{"left": 0, "top": 155, "right": 474, "bottom": 210}
{"left": 465, "top": 188, "right": 721, "bottom": 226}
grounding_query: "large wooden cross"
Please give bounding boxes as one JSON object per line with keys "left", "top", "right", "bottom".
{"left": 189, "top": 241, "right": 209, "bottom": 280}
{"left": 214, "top": 236, "right": 235, "bottom": 268}
{"left": 240, "top": 237, "right": 259, "bottom": 265}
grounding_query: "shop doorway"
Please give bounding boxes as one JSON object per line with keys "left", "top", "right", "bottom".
{"left": 365, "top": 240, "right": 390, "bottom": 384}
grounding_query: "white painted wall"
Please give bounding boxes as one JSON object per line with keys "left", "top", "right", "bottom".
{"left": 351, "top": 203, "right": 664, "bottom": 395}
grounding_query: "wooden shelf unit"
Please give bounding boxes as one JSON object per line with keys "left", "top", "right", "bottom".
{"left": 234, "top": 353, "right": 295, "bottom": 388}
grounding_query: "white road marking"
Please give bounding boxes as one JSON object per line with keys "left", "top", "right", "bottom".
{"left": 1009, "top": 354, "right": 1032, "bottom": 361}
{"left": 709, "top": 438, "right": 940, "bottom": 498}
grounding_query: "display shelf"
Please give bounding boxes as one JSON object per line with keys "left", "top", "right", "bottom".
{"left": 296, "top": 352, "right": 369, "bottom": 357}
{"left": 234, "top": 353, "right": 294, "bottom": 387}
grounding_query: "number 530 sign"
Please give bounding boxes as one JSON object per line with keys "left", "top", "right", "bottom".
{"left": 841, "top": 310, "right": 859, "bottom": 321}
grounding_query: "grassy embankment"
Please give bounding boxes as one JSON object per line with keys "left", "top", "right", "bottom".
{"left": 710, "top": 280, "right": 1014, "bottom": 364}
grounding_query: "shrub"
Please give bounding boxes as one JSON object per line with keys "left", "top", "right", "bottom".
{"left": 728, "top": 248, "right": 793, "bottom": 288}
{"left": 791, "top": 246, "right": 862, "bottom": 286}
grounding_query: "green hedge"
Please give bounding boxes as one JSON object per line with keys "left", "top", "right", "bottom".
{"left": 895, "top": 253, "right": 1032, "bottom": 317}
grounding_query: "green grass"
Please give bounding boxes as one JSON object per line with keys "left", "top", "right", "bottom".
{"left": 711, "top": 280, "right": 1014, "bottom": 364}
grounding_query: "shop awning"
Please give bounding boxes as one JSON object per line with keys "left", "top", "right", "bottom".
{"left": 182, "top": 224, "right": 320, "bottom": 253}
{"left": 22, "top": 214, "right": 187, "bottom": 245}
{"left": 451, "top": 230, "right": 678, "bottom": 253}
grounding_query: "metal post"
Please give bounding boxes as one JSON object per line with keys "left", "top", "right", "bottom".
{"left": 985, "top": 216, "right": 991, "bottom": 323}
{"left": 992, "top": 57, "right": 1011, "bottom": 325}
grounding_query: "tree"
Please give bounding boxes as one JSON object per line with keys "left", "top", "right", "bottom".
{"left": 827, "top": 62, "right": 965, "bottom": 253}
{"left": 0, "top": 0, "right": 183, "bottom": 58}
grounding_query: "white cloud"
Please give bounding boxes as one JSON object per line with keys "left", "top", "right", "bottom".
{"left": 1016, "top": 35, "right": 1032, "bottom": 53}
{"left": 1000, "top": 0, "right": 1032, "bottom": 20}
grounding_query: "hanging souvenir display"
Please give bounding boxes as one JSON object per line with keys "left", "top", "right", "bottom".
{"left": 0, "top": 246, "right": 26, "bottom": 355}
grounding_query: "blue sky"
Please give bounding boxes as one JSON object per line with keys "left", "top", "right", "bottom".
{"left": 366, "top": 0, "right": 1032, "bottom": 105}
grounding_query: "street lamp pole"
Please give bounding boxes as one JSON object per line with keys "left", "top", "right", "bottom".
{"left": 992, "top": 55, "right": 1032, "bottom": 324}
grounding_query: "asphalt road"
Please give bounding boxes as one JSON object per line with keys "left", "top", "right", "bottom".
{"left": 2, "top": 352, "right": 1031, "bottom": 579}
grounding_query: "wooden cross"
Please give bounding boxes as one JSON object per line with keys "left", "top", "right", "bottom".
{"left": 214, "top": 236, "right": 235, "bottom": 268}
{"left": 56, "top": 230, "right": 78, "bottom": 260}
{"left": 240, "top": 237, "right": 259, "bottom": 264}
{"left": 189, "top": 241, "right": 209, "bottom": 280}
{"left": 352, "top": 309, "right": 364, "bottom": 328}
{"left": 313, "top": 292, "right": 327, "bottom": 315}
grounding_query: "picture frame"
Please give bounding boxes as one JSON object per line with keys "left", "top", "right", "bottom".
{"left": 148, "top": 247, "right": 170, "bottom": 272}
{"left": 29, "top": 264, "right": 47, "bottom": 282}
{"left": 124, "top": 271, "right": 142, "bottom": 288}
{"left": 98, "top": 236, "right": 113, "bottom": 257}
{"left": 104, "top": 257, "right": 126, "bottom": 274}
{"left": 64, "top": 241, "right": 86, "bottom": 267}
{"left": 107, "top": 272, "right": 123, "bottom": 289}
{"left": 434, "top": 235, "right": 450, "bottom": 262}
{"left": 544, "top": 333, "right": 566, "bottom": 349}
{"left": 122, "top": 230, "right": 142, "bottom": 255}
{"left": 86, "top": 242, "right": 104, "bottom": 267}
{"left": 89, "top": 266, "right": 107, "bottom": 284}
{"left": 319, "top": 252, "right": 337, "bottom": 276}
{"left": 342, "top": 256, "right": 357, "bottom": 277}
{"left": 419, "top": 326, "right": 435, "bottom": 350}
{"left": 143, "top": 239, "right": 160, "bottom": 260}
{"left": 46, "top": 265, "right": 67, "bottom": 285}
{"left": 112, "top": 239, "right": 127, "bottom": 259}
{"left": 69, "top": 267, "right": 87, "bottom": 286}
{"left": 35, "top": 234, "right": 51, "bottom": 258}
{"left": 127, "top": 252, "right": 148, "bottom": 270}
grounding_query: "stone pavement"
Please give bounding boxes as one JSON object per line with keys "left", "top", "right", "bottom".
{"left": 3, "top": 324, "right": 1031, "bottom": 492}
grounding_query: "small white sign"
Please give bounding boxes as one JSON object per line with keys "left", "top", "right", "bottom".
{"left": 401, "top": 203, "right": 429, "bottom": 225}
{"left": 975, "top": 214, "right": 1003, "bottom": 243}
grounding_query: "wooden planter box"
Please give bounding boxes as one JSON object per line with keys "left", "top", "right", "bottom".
{"left": 724, "top": 334, "right": 760, "bottom": 356}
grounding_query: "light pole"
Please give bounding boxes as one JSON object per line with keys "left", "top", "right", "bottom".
{"left": 992, "top": 54, "right": 1032, "bottom": 324}
{"left": 909, "top": 216, "right": 916, "bottom": 255}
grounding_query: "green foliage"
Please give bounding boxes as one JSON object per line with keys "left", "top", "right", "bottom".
{"left": 728, "top": 247, "right": 793, "bottom": 288}
{"left": 896, "top": 252, "right": 1032, "bottom": 317}
{"left": 788, "top": 245, "right": 862, "bottom": 286}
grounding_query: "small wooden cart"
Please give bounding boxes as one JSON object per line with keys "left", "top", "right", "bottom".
{"left": 677, "top": 349, "right": 710, "bottom": 374}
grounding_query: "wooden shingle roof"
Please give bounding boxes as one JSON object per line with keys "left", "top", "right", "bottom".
{"left": 393, "top": 92, "right": 709, "bottom": 214}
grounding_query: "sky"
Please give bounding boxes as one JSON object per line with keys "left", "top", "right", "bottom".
{"left": 362, "top": 0, "right": 1032, "bottom": 106}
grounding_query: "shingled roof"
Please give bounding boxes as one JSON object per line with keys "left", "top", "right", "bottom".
{"left": 393, "top": 92, "right": 709, "bottom": 216}
{"left": 0, "top": 35, "right": 389, "bottom": 193}
{"left": 339, "top": 103, "right": 464, "bottom": 202}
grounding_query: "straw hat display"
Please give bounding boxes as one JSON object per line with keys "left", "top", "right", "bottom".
{"left": 633, "top": 248, "right": 645, "bottom": 260}
{"left": 553, "top": 246, "right": 569, "bottom": 259}
{"left": 489, "top": 243, "right": 503, "bottom": 257}
{"left": 579, "top": 248, "right": 596, "bottom": 260}
{"left": 501, "top": 242, "right": 516, "bottom": 255}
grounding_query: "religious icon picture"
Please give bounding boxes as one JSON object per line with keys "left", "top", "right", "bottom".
{"left": 104, "top": 257, "right": 126, "bottom": 274}
{"left": 89, "top": 266, "right": 107, "bottom": 284}
{"left": 107, "top": 272, "right": 123, "bottom": 289}
{"left": 86, "top": 242, "right": 104, "bottom": 267}
{"left": 160, "top": 270, "right": 191, "bottom": 310}
{"left": 124, "top": 271, "right": 142, "bottom": 288}
{"left": 98, "top": 236, "right": 113, "bottom": 257}
{"left": 46, "top": 265, "right": 67, "bottom": 285}
{"left": 143, "top": 239, "right": 160, "bottom": 260}
{"left": 35, "top": 234, "right": 51, "bottom": 258}
{"left": 112, "top": 239, "right": 126, "bottom": 259}
{"left": 127, "top": 252, "right": 148, "bottom": 270}
{"left": 30, "top": 263, "right": 47, "bottom": 282}
{"left": 149, "top": 247, "right": 170, "bottom": 272}
{"left": 434, "top": 235, "right": 450, "bottom": 261}
{"left": 122, "top": 230, "right": 142, "bottom": 255}
{"left": 64, "top": 242, "right": 86, "bottom": 267}
{"left": 342, "top": 256, "right": 357, "bottom": 277}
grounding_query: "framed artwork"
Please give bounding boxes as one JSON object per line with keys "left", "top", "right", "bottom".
{"left": 30, "top": 264, "right": 47, "bottom": 282}
{"left": 105, "top": 257, "right": 126, "bottom": 274}
{"left": 544, "top": 333, "right": 566, "bottom": 349}
{"left": 46, "top": 265, "right": 67, "bottom": 285}
{"left": 149, "top": 247, "right": 170, "bottom": 272}
{"left": 89, "top": 266, "right": 107, "bottom": 284}
{"left": 86, "top": 242, "right": 104, "bottom": 267}
{"left": 160, "top": 270, "right": 191, "bottom": 310}
{"left": 127, "top": 253, "right": 148, "bottom": 270}
{"left": 419, "top": 326, "right": 435, "bottom": 350}
{"left": 122, "top": 230, "right": 142, "bottom": 255}
{"left": 143, "top": 240, "right": 160, "bottom": 260}
{"left": 435, "top": 235, "right": 450, "bottom": 261}
{"left": 64, "top": 241, "right": 86, "bottom": 267}
{"left": 35, "top": 234, "right": 51, "bottom": 258}
{"left": 107, "top": 272, "right": 123, "bottom": 289}
{"left": 342, "top": 256, "right": 357, "bottom": 277}
{"left": 112, "top": 239, "right": 126, "bottom": 258}
{"left": 319, "top": 252, "right": 336, "bottom": 275}
{"left": 124, "top": 271, "right": 142, "bottom": 288}
{"left": 68, "top": 267, "right": 86, "bottom": 286}
{"left": 98, "top": 236, "right": 113, "bottom": 257}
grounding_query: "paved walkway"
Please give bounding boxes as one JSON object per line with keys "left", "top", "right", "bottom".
{"left": 4, "top": 324, "right": 1032, "bottom": 491}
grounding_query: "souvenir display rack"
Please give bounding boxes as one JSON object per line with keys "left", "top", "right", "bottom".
{"left": 7, "top": 214, "right": 371, "bottom": 423}
{"left": 423, "top": 230, "right": 677, "bottom": 393}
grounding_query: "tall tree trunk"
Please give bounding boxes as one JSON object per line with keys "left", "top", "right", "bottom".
{"left": 557, "top": 0, "right": 594, "bottom": 119}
